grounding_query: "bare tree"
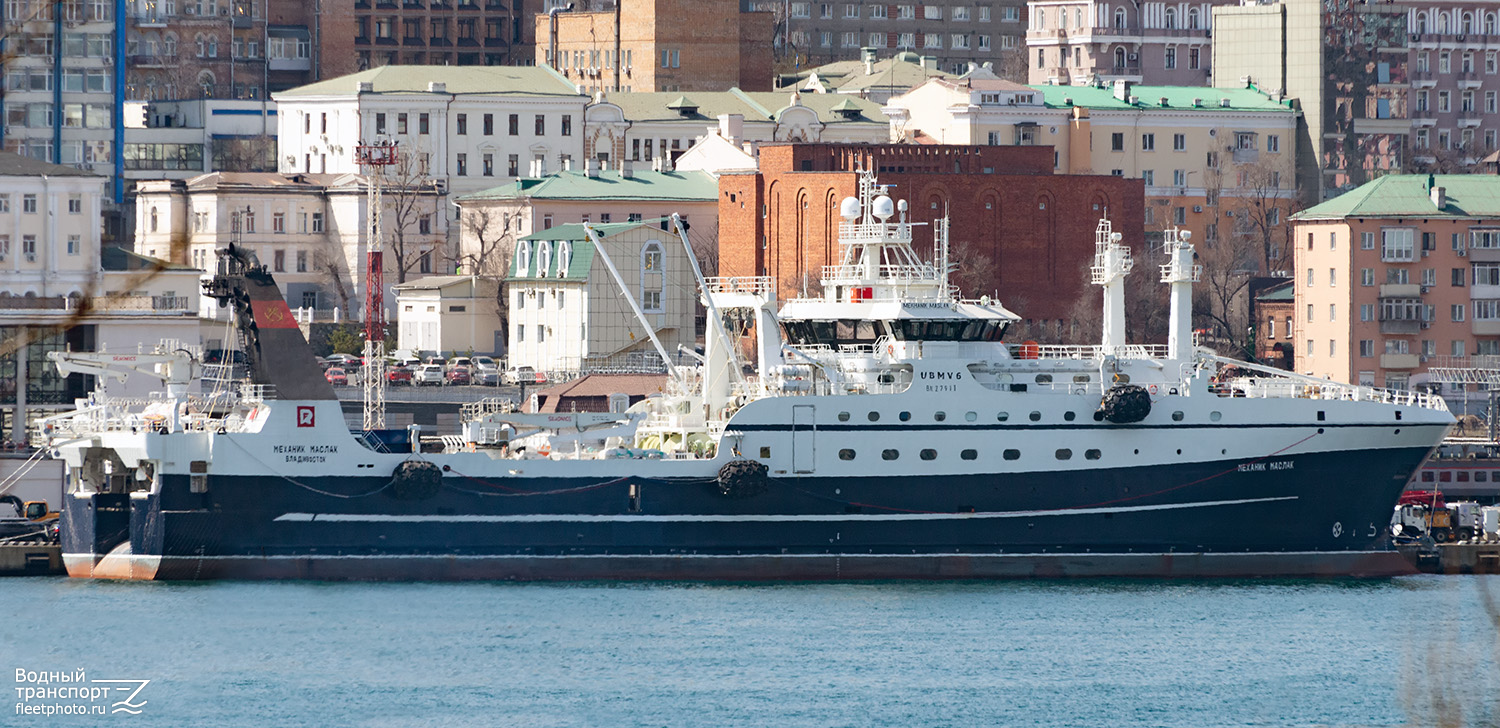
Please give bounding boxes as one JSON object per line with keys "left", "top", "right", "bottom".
{"left": 992, "top": 49, "right": 1031, "bottom": 84}
{"left": 949, "top": 239, "right": 997, "bottom": 298}
{"left": 1192, "top": 230, "right": 1261, "bottom": 360}
{"left": 1065, "top": 248, "right": 1171, "bottom": 346}
{"left": 211, "top": 136, "right": 276, "bottom": 173}
{"left": 1224, "top": 156, "right": 1300, "bottom": 275}
{"left": 456, "top": 205, "right": 518, "bottom": 343}
{"left": 376, "top": 151, "right": 442, "bottom": 284}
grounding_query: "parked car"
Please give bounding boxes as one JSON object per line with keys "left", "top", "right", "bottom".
{"left": 446, "top": 366, "right": 472, "bottom": 385}
{"left": 448, "top": 357, "right": 473, "bottom": 372}
{"left": 474, "top": 368, "right": 502, "bottom": 386}
{"left": 324, "top": 367, "right": 348, "bottom": 386}
{"left": 504, "top": 366, "right": 547, "bottom": 385}
{"left": 472, "top": 356, "right": 498, "bottom": 372}
{"left": 387, "top": 366, "right": 413, "bottom": 385}
{"left": 326, "top": 353, "right": 359, "bottom": 367}
{"left": 413, "top": 364, "right": 445, "bottom": 386}
{"left": 422, "top": 356, "right": 448, "bottom": 368}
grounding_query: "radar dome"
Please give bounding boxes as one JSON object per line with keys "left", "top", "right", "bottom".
{"left": 839, "top": 196, "right": 862, "bottom": 220}
{"left": 897, "top": 199, "right": 909, "bottom": 213}
{"left": 1180, "top": 230, "right": 1192, "bottom": 241}
{"left": 872, "top": 195, "right": 895, "bottom": 220}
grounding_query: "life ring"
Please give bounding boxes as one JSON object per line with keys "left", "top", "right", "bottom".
{"left": 1149, "top": 384, "right": 1159, "bottom": 394}
{"left": 537, "top": 443, "right": 552, "bottom": 457}
{"left": 887, "top": 344, "right": 895, "bottom": 356}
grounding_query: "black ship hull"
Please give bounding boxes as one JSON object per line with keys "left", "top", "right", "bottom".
{"left": 61, "top": 445, "right": 1430, "bottom": 580}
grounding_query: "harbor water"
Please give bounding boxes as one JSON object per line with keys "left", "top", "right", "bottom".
{"left": 6, "top": 576, "right": 1499, "bottom": 727}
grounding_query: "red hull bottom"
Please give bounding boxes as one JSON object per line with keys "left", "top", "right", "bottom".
{"left": 69, "top": 550, "right": 1420, "bottom": 581}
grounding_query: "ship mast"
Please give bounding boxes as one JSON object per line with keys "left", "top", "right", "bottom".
{"left": 356, "top": 140, "right": 398, "bottom": 430}
{"left": 1089, "top": 217, "right": 1132, "bottom": 353}
{"left": 1159, "top": 227, "right": 1200, "bottom": 360}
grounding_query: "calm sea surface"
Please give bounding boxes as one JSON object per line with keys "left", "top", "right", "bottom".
{"left": 5, "top": 576, "right": 1499, "bottom": 727}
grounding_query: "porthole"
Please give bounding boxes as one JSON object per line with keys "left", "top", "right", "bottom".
{"left": 1093, "top": 411, "right": 1104, "bottom": 422}
{"left": 997, "top": 412, "right": 1010, "bottom": 422}
{"left": 934, "top": 411, "right": 947, "bottom": 422}
{"left": 1073, "top": 374, "right": 1090, "bottom": 383}
{"left": 1036, "top": 374, "right": 1054, "bottom": 384}
{"left": 1171, "top": 411, "right": 1185, "bottom": 421}
{"left": 1210, "top": 411, "right": 1222, "bottom": 422}
{"left": 1055, "top": 448, "right": 1072, "bottom": 460}
{"left": 882, "top": 449, "right": 899, "bottom": 460}
{"left": 838, "top": 412, "right": 850, "bottom": 422}
{"left": 920, "top": 449, "right": 937, "bottom": 460}
{"left": 868, "top": 411, "right": 880, "bottom": 422}
{"left": 838, "top": 448, "right": 855, "bottom": 461}
{"left": 899, "top": 411, "right": 911, "bottom": 422}
{"left": 1029, "top": 411, "right": 1042, "bottom": 422}
{"left": 1003, "top": 449, "right": 1021, "bottom": 460}
{"left": 1084, "top": 449, "right": 1102, "bottom": 460}
{"left": 1176, "top": 449, "right": 1182, "bottom": 455}
{"left": 1064, "top": 411, "right": 1076, "bottom": 422}
{"left": 961, "top": 449, "right": 978, "bottom": 460}
{"left": 965, "top": 411, "right": 977, "bottom": 422}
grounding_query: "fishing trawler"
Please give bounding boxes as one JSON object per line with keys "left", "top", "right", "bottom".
{"left": 43, "top": 172, "right": 1452, "bottom": 580}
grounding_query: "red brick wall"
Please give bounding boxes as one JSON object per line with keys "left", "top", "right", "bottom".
{"left": 719, "top": 143, "right": 1145, "bottom": 326}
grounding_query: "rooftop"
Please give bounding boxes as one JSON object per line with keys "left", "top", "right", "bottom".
{"left": 598, "top": 89, "right": 887, "bottom": 125}
{"left": 0, "top": 152, "right": 103, "bottom": 178}
{"left": 461, "top": 170, "right": 718, "bottom": 203}
{"left": 276, "top": 65, "right": 581, "bottom": 98}
{"left": 101, "top": 246, "right": 198, "bottom": 272}
{"left": 1294, "top": 174, "right": 1500, "bottom": 220}
{"left": 783, "top": 52, "right": 951, "bottom": 95}
{"left": 1028, "top": 83, "right": 1296, "bottom": 112}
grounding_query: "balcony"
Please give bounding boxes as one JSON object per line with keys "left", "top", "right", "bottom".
{"left": 1025, "top": 28, "right": 1070, "bottom": 41}
{"left": 1469, "top": 245, "right": 1500, "bottom": 262}
{"left": 1379, "top": 319, "right": 1422, "bottom": 335}
{"left": 1100, "top": 65, "right": 1143, "bottom": 78}
{"left": 268, "top": 55, "right": 311, "bottom": 71}
{"left": 1474, "top": 319, "right": 1500, "bottom": 335}
{"left": 1380, "top": 353, "right": 1421, "bottom": 370}
{"left": 130, "top": 12, "right": 168, "bottom": 26}
{"left": 1458, "top": 70, "right": 1485, "bottom": 88}
{"left": 1458, "top": 109, "right": 1483, "bottom": 127}
{"left": 1380, "top": 283, "right": 1422, "bottom": 298}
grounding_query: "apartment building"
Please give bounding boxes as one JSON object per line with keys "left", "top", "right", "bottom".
{"left": 2, "top": 0, "right": 123, "bottom": 201}
{"left": 354, "top": 0, "right": 530, "bottom": 70}
{"left": 1213, "top": 0, "right": 1408, "bottom": 199}
{"left": 885, "top": 75, "right": 1300, "bottom": 264}
{"left": 583, "top": 89, "right": 888, "bottom": 166}
{"left": 272, "top": 65, "right": 586, "bottom": 196}
{"left": 1404, "top": 2, "right": 1500, "bottom": 170}
{"left": 122, "top": 0, "right": 332, "bottom": 104}
{"left": 771, "top": 1, "right": 1029, "bottom": 74}
{"left": 1292, "top": 174, "right": 1500, "bottom": 395}
{"left": 537, "top": 0, "right": 773, "bottom": 92}
{"left": 134, "top": 171, "right": 449, "bottom": 318}
{"left": 1025, "top": 0, "right": 1238, "bottom": 86}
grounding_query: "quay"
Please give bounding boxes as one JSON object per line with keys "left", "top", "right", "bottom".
{"left": 0, "top": 542, "right": 62, "bottom": 576}
{"left": 1399, "top": 543, "right": 1500, "bottom": 574}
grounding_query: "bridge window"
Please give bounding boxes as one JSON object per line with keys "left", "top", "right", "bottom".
{"left": 838, "top": 449, "right": 855, "bottom": 460}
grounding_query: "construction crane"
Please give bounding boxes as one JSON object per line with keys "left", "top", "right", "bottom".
{"left": 355, "top": 140, "right": 399, "bottom": 431}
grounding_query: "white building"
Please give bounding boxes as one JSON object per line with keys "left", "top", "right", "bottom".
{"left": 507, "top": 220, "right": 695, "bottom": 374}
{"left": 0, "top": 154, "right": 201, "bottom": 444}
{"left": 271, "top": 66, "right": 588, "bottom": 197}
{"left": 582, "top": 90, "right": 890, "bottom": 166}
{"left": 134, "top": 172, "right": 449, "bottom": 321}
{"left": 122, "top": 98, "right": 279, "bottom": 182}
{"left": 393, "top": 276, "right": 504, "bottom": 357}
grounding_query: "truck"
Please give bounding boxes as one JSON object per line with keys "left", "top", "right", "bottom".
{"left": 1392, "top": 491, "right": 1455, "bottom": 542}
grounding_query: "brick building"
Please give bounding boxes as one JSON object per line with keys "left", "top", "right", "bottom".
{"left": 125, "top": 0, "right": 345, "bottom": 102}
{"left": 771, "top": 1, "right": 1030, "bottom": 74}
{"left": 353, "top": 0, "right": 531, "bottom": 70}
{"left": 718, "top": 143, "right": 1145, "bottom": 332}
{"left": 537, "top": 0, "right": 773, "bottom": 93}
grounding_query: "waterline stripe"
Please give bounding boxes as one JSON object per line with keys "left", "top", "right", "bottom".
{"left": 273, "top": 495, "right": 1299, "bottom": 524}
{"left": 64, "top": 548, "right": 1387, "bottom": 562}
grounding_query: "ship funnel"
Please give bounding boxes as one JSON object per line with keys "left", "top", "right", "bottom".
{"left": 872, "top": 195, "right": 895, "bottom": 221}
{"left": 840, "top": 196, "right": 862, "bottom": 220}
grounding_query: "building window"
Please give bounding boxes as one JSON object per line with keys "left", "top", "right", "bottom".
{"left": 273, "top": 212, "right": 285, "bottom": 233}
{"left": 296, "top": 250, "right": 307, "bottom": 272}
{"left": 483, "top": 153, "right": 494, "bottom": 176}
{"left": 1172, "top": 134, "right": 1186, "bottom": 152}
{"left": 22, "top": 194, "right": 36, "bottom": 213}
{"left": 66, "top": 234, "right": 80, "bottom": 255}
{"left": 1111, "top": 133, "right": 1124, "bottom": 151}
{"left": 456, "top": 153, "right": 467, "bottom": 176}
{"left": 1141, "top": 133, "right": 1155, "bottom": 151}
{"left": 1381, "top": 228, "right": 1415, "bottom": 262}
{"left": 456, "top": 114, "right": 467, "bottom": 135}
{"left": 561, "top": 115, "right": 572, "bottom": 136}
{"left": 312, "top": 212, "right": 324, "bottom": 232}
{"left": 534, "top": 115, "right": 545, "bottom": 135}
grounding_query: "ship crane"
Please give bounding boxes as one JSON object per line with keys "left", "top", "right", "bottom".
{"left": 355, "top": 139, "right": 400, "bottom": 431}
{"left": 1422, "top": 356, "right": 1500, "bottom": 443}
{"left": 47, "top": 349, "right": 196, "bottom": 431}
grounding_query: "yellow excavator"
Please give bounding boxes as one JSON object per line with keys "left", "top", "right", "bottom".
{"left": 2, "top": 495, "right": 58, "bottom": 526}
